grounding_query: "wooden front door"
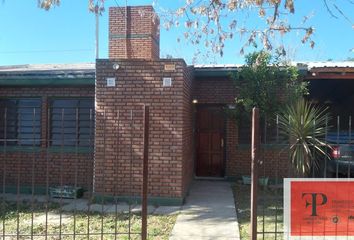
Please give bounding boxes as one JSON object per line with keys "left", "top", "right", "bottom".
{"left": 195, "top": 106, "right": 225, "bottom": 177}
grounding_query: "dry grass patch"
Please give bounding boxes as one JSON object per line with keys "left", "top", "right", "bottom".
{"left": 0, "top": 201, "right": 177, "bottom": 240}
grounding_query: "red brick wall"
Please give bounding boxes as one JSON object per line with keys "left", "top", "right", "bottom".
{"left": 95, "top": 59, "right": 192, "bottom": 199}
{"left": 0, "top": 153, "right": 93, "bottom": 191}
{"left": 232, "top": 148, "right": 293, "bottom": 178}
{"left": 193, "top": 77, "right": 237, "bottom": 104}
{"left": 0, "top": 87, "right": 94, "bottom": 191}
{"left": 225, "top": 119, "right": 238, "bottom": 176}
{"left": 109, "top": 6, "right": 160, "bottom": 60}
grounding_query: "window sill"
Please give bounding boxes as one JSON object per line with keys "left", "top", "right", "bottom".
{"left": 0, "top": 146, "right": 93, "bottom": 153}
{"left": 48, "top": 146, "right": 93, "bottom": 153}
{"left": 237, "top": 143, "right": 288, "bottom": 150}
{"left": 0, "top": 146, "right": 41, "bottom": 153}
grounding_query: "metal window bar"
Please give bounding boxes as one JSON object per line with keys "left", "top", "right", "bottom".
{"left": 73, "top": 107, "right": 79, "bottom": 240}
{"left": 16, "top": 108, "right": 21, "bottom": 239}
{"left": 348, "top": 116, "right": 352, "bottom": 178}
{"left": 59, "top": 108, "right": 64, "bottom": 239}
{"left": 45, "top": 106, "right": 50, "bottom": 240}
{"left": 87, "top": 108, "right": 94, "bottom": 239}
{"left": 324, "top": 115, "right": 328, "bottom": 178}
{"left": 2, "top": 107, "right": 7, "bottom": 240}
{"left": 30, "top": 107, "right": 36, "bottom": 240}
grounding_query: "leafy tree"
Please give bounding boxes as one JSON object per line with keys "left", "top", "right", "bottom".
{"left": 230, "top": 50, "right": 307, "bottom": 120}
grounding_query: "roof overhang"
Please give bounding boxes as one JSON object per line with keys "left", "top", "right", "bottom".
{"left": 0, "top": 62, "right": 354, "bottom": 86}
{"left": 0, "top": 63, "right": 95, "bottom": 86}
{"left": 193, "top": 65, "right": 239, "bottom": 78}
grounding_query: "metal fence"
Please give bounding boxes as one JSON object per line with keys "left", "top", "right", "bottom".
{"left": 0, "top": 104, "right": 150, "bottom": 239}
{"left": 248, "top": 108, "right": 354, "bottom": 239}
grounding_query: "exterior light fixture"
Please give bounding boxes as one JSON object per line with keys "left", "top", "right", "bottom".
{"left": 192, "top": 99, "right": 198, "bottom": 104}
{"left": 228, "top": 104, "right": 236, "bottom": 109}
{"left": 112, "top": 63, "right": 120, "bottom": 70}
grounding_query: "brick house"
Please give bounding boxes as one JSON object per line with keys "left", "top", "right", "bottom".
{"left": 1, "top": 6, "right": 354, "bottom": 205}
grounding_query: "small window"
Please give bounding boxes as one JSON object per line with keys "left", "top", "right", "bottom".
{"left": 0, "top": 98, "right": 41, "bottom": 146}
{"left": 238, "top": 116, "right": 251, "bottom": 144}
{"left": 50, "top": 98, "right": 94, "bottom": 147}
{"left": 238, "top": 114, "right": 281, "bottom": 145}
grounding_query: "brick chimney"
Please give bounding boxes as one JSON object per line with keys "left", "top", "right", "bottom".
{"left": 109, "top": 6, "right": 160, "bottom": 60}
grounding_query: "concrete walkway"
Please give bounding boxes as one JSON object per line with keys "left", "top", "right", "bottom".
{"left": 170, "top": 180, "right": 240, "bottom": 240}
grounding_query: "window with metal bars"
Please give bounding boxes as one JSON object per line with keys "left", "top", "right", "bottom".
{"left": 50, "top": 98, "right": 94, "bottom": 147}
{"left": 0, "top": 98, "right": 42, "bottom": 146}
{"left": 238, "top": 115, "right": 281, "bottom": 144}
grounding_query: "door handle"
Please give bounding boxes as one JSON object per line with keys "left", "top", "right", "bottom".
{"left": 221, "top": 138, "right": 224, "bottom": 148}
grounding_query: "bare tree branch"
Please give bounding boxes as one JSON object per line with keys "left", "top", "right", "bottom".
{"left": 34, "top": 0, "right": 353, "bottom": 58}
{"left": 323, "top": 0, "right": 338, "bottom": 18}
{"left": 333, "top": 3, "right": 353, "bottom": 24}
{"left": 271, "top": 3, "right": 280, "bottom": 25}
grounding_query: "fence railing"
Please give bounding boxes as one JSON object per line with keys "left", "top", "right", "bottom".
{"left": 249, "top": 109, "right": 354, "bottom": 239}
{"left": 0, "top": 105, "right": 150, "bottom": 239}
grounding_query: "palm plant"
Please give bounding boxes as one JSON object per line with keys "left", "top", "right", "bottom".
{"left": 278, "top": 99, "right": 332, "bottom": 176}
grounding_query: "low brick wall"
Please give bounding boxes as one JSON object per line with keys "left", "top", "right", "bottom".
{"left": 0, "top": 151, "right": 93, "bottom": 192}
{"left": 228, "top": 146, "right": 293, "bottom": 179}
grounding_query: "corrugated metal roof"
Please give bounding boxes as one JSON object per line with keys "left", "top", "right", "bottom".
{"left": 0, "top": 63, "right": 96, "bottom": 86}
{"left": 194, "top": 64, "right": 242, "bottom": 69}
{"left": 194, "top": 62, "right": 354, "bottom": 70}
{"left": 0, "top": 63, "right": 95, "bottom": 74}
{"left": 293, "top": 61, "right": 354, "bottom": 70}
{"left": 0, "top": 61, "right": 353, "bottom": 83}
{"left": 1, "top": 61, "right": 353, "bottom": 73}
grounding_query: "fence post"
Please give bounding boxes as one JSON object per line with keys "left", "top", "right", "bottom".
{"left": 250, "top": 107, "right": 260, "bottom": 240}
{"left": 142, "top": 105, "right": 149, "bottom": 240}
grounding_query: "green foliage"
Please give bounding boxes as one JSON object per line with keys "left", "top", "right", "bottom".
{"left": 278, "top": 99, "right": 332, "bottom": 175}
{"left": 230, "top": 51, "right": 308, "bottom": 121}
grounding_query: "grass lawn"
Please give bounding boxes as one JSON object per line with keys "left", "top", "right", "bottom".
{"left": 233, "top": 183, "right": 284, "bottom": 240}
{"left": 0, "top": 201, "right": 177, "bottom": 240}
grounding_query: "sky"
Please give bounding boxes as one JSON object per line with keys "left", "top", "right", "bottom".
{"left": 0, "top": 0, "right": 353, "bottom": 66}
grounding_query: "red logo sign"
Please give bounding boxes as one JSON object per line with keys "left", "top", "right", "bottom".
{"left": 284, "top": 179, "right": 354, "bottom": 238}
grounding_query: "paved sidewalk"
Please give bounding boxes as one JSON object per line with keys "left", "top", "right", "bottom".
{"left": 170, "top": 180, "right": 240, "bottom": 240}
